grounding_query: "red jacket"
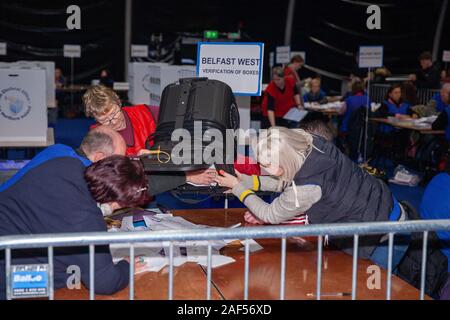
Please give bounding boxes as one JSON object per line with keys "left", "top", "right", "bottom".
{"left": 261, "top": 77, "right": 297, "bottom": 118}
{"left": 90, "top": 104, "right": 157, "bottom": 156}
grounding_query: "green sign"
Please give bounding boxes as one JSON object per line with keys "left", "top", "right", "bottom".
{"left": 204, "top": 30, "right": 219, "bottom": 39}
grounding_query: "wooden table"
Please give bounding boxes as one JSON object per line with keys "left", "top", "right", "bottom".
{"left": 54, "top": 208, "right": 427, "bottom": 300}
{"left": 371, "top": 118, "right": 445, "bottom": 135}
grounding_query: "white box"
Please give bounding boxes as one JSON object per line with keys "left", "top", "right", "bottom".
{"left": 128, "top": 62, "right": 157, "bottom": 105}
{"left": 148, "top": 64, "right": 196, "bottom": 106}
{"left": 0, "top": 68, "right": 48, "bottom": 142}
{"left": 16, "top": 61, "right": 56, "bottom": 108}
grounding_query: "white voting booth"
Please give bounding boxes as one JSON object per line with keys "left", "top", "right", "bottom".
{"left": 0, "top": 61, "right": 55, "bottom": 109}
{"left": 0, "top": 67, "right": 48, "bottom": 142}
{"left": 128, "top": 62, "right": 157, "bottom": 105}
{"left": 148, "top": 64, "right": 196, "bottom": 106}
{"left": 128, "top": 62, "right": 197, "bottom": 106}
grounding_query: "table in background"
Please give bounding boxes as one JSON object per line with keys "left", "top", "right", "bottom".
{"left": 55, "top": 209, "right": 428, "bottom": 300}
{"left": 371, "top": 118, "right": 444, "bottom": 135}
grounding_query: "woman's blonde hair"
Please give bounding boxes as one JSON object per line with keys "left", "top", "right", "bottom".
{"left": 83, "top": 85, "right": 121, "bottom": 117}
{"left": 252, "top": 127, "right": 313, "bottom": 184}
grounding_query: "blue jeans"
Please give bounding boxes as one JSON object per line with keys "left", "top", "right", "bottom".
{"left": 369, "top": 233, "right": 411, "bottom": 272}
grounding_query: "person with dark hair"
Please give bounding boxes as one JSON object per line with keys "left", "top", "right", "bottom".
{"left": 401, "top": 81, "right": 419, "bottom": 107}
{"left": 299, "top": 112, "right": 335, "bottom": 142}
{"left": 377, "top": 84, "right": 412, "bottom": 133}
{"left": 420, "top": 159, "right": 450, "bottom": 300}
{"left": 284, "top": 54, "right": 304, "bottom": 86}
{"left": 99, "top": 69, "right": 114, "bottom": 88}
{"left": 338, "top": 80, "right": 371, "bottom": 160}
{"left": 85, "top": 155, "right": 151, "bottom": 215}
{"left": 0, "top": 153, "right": 151, "bottom": 299}
{"left": 432, "top": 88, "right": 450, "bottom": 142}
{"left": 339, "top": 80, "right": 368, "bottom": 134}
{"left": 409, "top": 51, "right": 441, "bottom": 89}
{"left": 261, "top": 66, "right": 302, "bottom": 128}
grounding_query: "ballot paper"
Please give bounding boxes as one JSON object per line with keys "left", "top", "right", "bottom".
{"left": 283, "top": 108, "right": 308, "bottom": 122}
{"left": 239, "top": 239, "right": 264, "bottom": 253}
{"left": 304, "top": 101, "right": 343, "bottom": 110}
{"left": 109, "top": 214, "right": 256, "bottom": 272}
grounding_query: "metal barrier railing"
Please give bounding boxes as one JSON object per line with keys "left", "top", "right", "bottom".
{"left": 2, "top": 219, "right": 450, "bottom": 300}
{"left": 369, "top": 84, "right": 439, "bottom": 105}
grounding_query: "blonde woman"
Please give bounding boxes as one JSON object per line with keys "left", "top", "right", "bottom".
{"left": 215, "top": 127, "right": 410, "bottom": 269}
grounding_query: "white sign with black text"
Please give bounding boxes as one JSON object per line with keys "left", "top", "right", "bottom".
{"left": 63, "top": 45, "right": 81, "bottom": 58}
{"left": 443, "top": 50, "right": 450, "bottom": 63}
{"left": 131, "top": 45, "right": 149, "bottom": 58}
{"left": 0, "top": 42, "right": 6, "bottom": 56}
{"left": 196, "top": 42, "right": 264, "bottom": 96}
{"left": 276, "top": 46, "right": 291, "bottom": 64}
{"left": 359, "top": 46, "right": 383, "bottom": 68}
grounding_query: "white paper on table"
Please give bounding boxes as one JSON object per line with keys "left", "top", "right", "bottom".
{"left": 144, "top": 215, "right": 204, "bottom": 231}
{"left": 162, "top": 243, "right": 188, "bottom": 267}
{"left": 109, "top": 242, "right": 166, "bottom": 273}
{"left": 184, "top": 240, "right": 236, "bottom": 267}
{"left": 283, "top": 108, "right": 308, "bottom": 122}
{"left": 239, "top": 239, "right": 264, "bottom": 253}
{"left": 196, "top": 255, "right": 236, "bottom": 268}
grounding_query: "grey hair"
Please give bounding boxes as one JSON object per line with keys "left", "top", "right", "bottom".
{"left": 272, "top": 66, "right": 284, "bottom": 78}
{"left": 80, "top": 130, "right": 115, "bottom": 157}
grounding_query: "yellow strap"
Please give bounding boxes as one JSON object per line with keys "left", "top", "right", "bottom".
{"left": 239, "top": 189, "right": 254, "bottom": 202}
{"left": 252, "top": 175, "right": 260, "bottom": 191}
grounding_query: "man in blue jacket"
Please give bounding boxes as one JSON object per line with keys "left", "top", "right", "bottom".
{"left": 431, "top": 84, "right": 450, "bottom": 113}
{"left": 420, "top": 159, "right": 450, "bottom": 299}
{"left": 0, "top": 127, "right": 130, "bottom": 299}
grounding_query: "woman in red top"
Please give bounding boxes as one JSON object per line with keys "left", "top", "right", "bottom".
{"left": 284, "top": 54, "right": 304, "bottom": 86}
{"left": 83, "top": 85, "right": 157, "bottom": 156}
{"left": 262, "top": 67, "right": 303, "bottom": 128}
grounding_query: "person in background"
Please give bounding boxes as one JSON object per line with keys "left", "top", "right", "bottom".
{"left": 378, "top": 84, "right": 412, "bottom": 133}
{"left": 261, "top": 67, "right": 302, "bottom": 128}
{"left": 431, "top": 83, "right": 450, "bottom": 113}
{"left": 432, "top": 89, "right": 450, "bottom": 142}
{"left": 303, "top": 78, "right": 327, "bottom": 104}
{"left": 409, "top": 51, "right": 441, "bottom": 89}
{"left": 0, "top": 153, "right": 151, "bottom": 299}
{"left": 441, "top": 67, "right": 450, "bottom": 84}
{"left": 375, "top": 84, "right": 412, "bottom": 162}
{"left": 338, "top": 80, "right": 370, "bottom": 160}
{"left": 99, "top": 69, "right": 114, "bottom": 88}
{"left": 339, "top": 80, "right": 368, "bottom": 134}
{"left": 401, "top": 81, "right": 419, "bottom": 107}
{"left": 284, "top": 54, "right": 304, "bottom": 87}
{"left": 419, "top": 158, "right": 450, "bottom": 300}
{"left": 55, "top": 67, "right": 66, "bottom": 89}
{"left": 372, "top": 66, "right": 392, "bottom": 83}
{"left": 83, "top": 85, "right": 157, "bottom": 156}
{"left": 299, "top": 112, "right": 336, "bottom": 142}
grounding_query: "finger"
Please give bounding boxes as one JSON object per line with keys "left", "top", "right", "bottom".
{"left": 218, "top": 170, "right": 233, "bottom": 178}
